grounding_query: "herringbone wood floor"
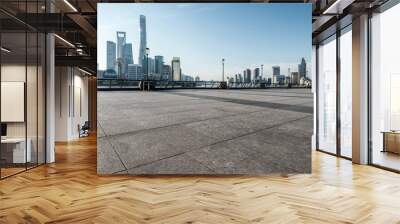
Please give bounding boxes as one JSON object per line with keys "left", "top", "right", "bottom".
{"left": 1, "top": 135, "right": 400, "bottom": 223}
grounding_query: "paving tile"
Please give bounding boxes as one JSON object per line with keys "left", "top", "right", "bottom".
{"left": 97, "top": 89, "right": 313, "bottom": 174}
{"left": 127, "top": 153, "right": 213, "bottom": 174}
{"left": 98, "top": 118, "right": 147, "bottom": 136}
{"left": 229, "top": 134, "right": 311, "bottom": 173}
{"left": 275, "top": 116, "right": 313, "bottom": 138}
{"left": 210, "top": 158, "right": 285, "bottom": 174}
{"left": 186, "top": 142, "right": 252, "bottom": 171}
{"left": 184, "top": 118, "right": 253, "bottom": 142}
{"left": 110, "top": 125, "right": 219, "bottom": 169}
{"left": 97, "top": 137, "right": 126, "bottom": 174}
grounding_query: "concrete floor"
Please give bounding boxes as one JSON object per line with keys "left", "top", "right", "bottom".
{"left": 97, "top": 89, "right": 313, "bottom": 174}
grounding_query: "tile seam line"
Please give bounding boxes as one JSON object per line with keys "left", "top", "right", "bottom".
{"left": 125, "top": 114, "right": 312, "bottom": 171}
{"left": 98, "top": 122, "right": 129, "bottom": 172}
{"left": 100, "top": 98, "right": 312, "bottom": 139}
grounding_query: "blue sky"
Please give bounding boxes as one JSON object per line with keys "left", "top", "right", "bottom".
{"left": 98, "top": 3, "right": 311, "bottom": 80}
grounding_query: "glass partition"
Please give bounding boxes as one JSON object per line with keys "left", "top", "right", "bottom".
{"left": 317, "top": 35, "right": 337, "bottom": 154}
{"left": 1, "top": 31, "right": 28, "bottom": 177}
{"left": 0, "top": 1, "right": 46, "bottom": 179}
{"left": 339, "top": 27, "right": 352, "bottom": 158}
{"left": 371, "top": 3, "right": 400, "bottom": 171}
{"left": 27, "top": 31, "right": 38, "bottom": 169}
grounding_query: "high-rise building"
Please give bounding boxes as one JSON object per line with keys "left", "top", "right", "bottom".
{"left": 138, "top": 15, "right": 147, "bottom": 66}
{"left": 254, "top": 68, "right": 260, "bottom": 81}
{"left": 272, "top": 66, "right": 281, "bottom": 84}
{"left": 106, "top": 41, "right": 116, "bottom": 71}
{"left": 116, "top": 58, "right": 126, "bottom": 79}
{"left": 149, "top": 57, "right": 155, "bottom": 74}
{"left": 116, "top": 31, "right": 126, "bottom": 59}
{"left": 291, "top": 72, "right": 300, "bottom": 85}
{"left": 162, "top": 65, "right": 171, "bottom": 80}
{"left": 172, "top": 57, "right": 181, "bottom": 81}
{"left": 298, "top": 58, "right": 306, "bottom": 78}
{"left": 142, "top": 57, "right": 155, "bottom": 76}
{"left": 127, "top": 64, "right": 143, "bottom": 80}
{"left": 272, "top": 66, "right": 280, "bottom": 77}
{"left": 123, "top": 43, "right": 133, "bottom": 65}
{"left": 121, "top": 43, "right": 133, "bottom": 76}
{"left": 245, "top": 69, "right": 251, "bottom": 83}
{"left": 154, "top": 56, "right": 164, "bottom": 74}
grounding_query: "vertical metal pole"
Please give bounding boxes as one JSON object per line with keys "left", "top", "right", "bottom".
{"left": 36, "top": 0, "right": 39, "bottom": 167}
{"left": 367, "top": 11, "right": 372, "bottom": 164}
{"left": 316, "top": 44, "right": 320, "bottom": 151}
{"left": 336, "top": 28, "right": 341, "bottom": 157}
{"left": 25, "top": 1, "right": 28, "bottom": 170}
{"left": 222, "top": 58, "right": 225, "bottom": 82}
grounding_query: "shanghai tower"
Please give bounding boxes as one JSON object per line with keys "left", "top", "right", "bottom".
{"left": 138, "top": 15, "right": 147, "bottom": 66}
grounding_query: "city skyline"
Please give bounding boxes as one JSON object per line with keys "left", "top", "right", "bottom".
{"left": 102, "top": 29, "right": 308, "bottom": 83}
{"left": 98, "top": 3, "right": 311, "bottom": 81}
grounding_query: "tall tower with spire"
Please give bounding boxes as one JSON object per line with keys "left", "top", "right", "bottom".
{"left": 139, "top": 15, "right": 147, "bottom": 66}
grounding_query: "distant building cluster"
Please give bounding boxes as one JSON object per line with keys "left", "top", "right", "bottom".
{"left": 98, "top": 15, "right": 195, "bottom": 81}
{"left": 229, "top": 57, "right": 311, "bottom": 87}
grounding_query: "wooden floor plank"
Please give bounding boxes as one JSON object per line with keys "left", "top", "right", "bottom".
{"left": 1, "top": 135, "right": 400, "bottom": 223}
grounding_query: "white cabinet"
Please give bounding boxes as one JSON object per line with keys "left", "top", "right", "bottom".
{"left": 1, "top": 138, "right": 32, "bottom": 163}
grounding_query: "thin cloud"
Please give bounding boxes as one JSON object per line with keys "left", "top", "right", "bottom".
{"left": 176, "top": 3, "right": 193, "bottom": 8}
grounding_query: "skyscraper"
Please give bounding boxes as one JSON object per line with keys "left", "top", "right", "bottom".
{"left": 254, "top": 68, "right": 260, "bottom": 81}
{"left": 116, "top": 31, "right": 126, "bottom": 59}
{"left": 116, "top": 57, "right": 126, "bottom": 79}
{"left": 272, "top": 66, "right": 280, "bottom": 77}
{"left": 162, "top": 65, "right": 171, "bottom": 81}
{"left": 298, "top": 58, "right": 306, "bottom": 78}
{"left": 154, "top": 55, "right": 164, "bottom": 74}
{"left": 243, "top": 69, "right": 250, "bottom": 83}
{"left": 150, "top": 57, "right": 155, "bottom": 74}
{"left": 139, "top": 15, "right": 147, "bottom": 66}
{"left": 123, "top": 43, "right": 133, "bottom": 65}
{"left": 121, "top": 43, "right": 133, "bottom": 76}
{"left": 127, "top": 64, "right": 143, "bottom": 80}
{"left": 243, "top": 70, "right": 247, "bottom": 83}
{"left": 172, "top": 57, "right": 181, "bottom": 81}
{"left": 272, "top": 66, "right": 280, "bottom": 84}
{"left": 291, "top": 72, "right": 300, "bottom": 85}
{"left": 106, "top": 41, "right": 116, "bottom": 71}
{"left": 143, "top": 57, "right": 155, "bottom": 75}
